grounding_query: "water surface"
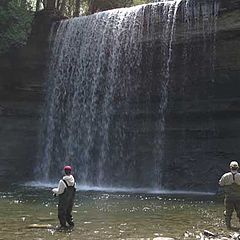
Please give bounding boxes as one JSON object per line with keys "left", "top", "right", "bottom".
{"left": 0, "top": 186, "right": 234, "bottom": 239}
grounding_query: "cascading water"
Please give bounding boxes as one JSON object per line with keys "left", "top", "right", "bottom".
{"left": 36, "top": 0, "right": 219, "bottom": 190}
{"left": 151, "top": 0, "right": 183, "bottom": 187}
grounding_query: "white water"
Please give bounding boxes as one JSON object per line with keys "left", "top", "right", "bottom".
{"left": 24, "top": 181, "right": 214, "bottom": 196}
{"left": 36, "top": 0, "right": 219, "bottom": 190}
{"left": 152, "top": 0, "right": 182, "bottom": 187}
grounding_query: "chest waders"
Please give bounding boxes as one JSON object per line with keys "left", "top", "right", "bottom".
{"left": 58, "top": 179, "right": 76, "bottom": 227}
{"left": 224, "top": 173, "right": 240, "bottom": 229}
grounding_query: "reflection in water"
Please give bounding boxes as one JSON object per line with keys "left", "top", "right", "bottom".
{"left": 0, "top": 186, "right": 233, "bottom": 240}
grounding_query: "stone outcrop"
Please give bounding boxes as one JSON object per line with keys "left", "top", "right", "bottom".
{"left": 0, "top": 10, "right": 64, "bottom": 183}
{"left": 0, "top": 0, "right": 239, "bottom": 190}
{"left": 162, "top": 0, "right": 240, "bottom": 190}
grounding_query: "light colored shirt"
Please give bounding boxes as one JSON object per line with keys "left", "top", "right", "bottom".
{"left": 52, "top": 175, "right": 76, "bottom": 196}
{"left": 219, "top": 172, "right": 240, "bottom": 186}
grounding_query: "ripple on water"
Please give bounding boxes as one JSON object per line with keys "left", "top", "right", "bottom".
{"left": 0, "top": 187, "right": 228, "bottom": 240}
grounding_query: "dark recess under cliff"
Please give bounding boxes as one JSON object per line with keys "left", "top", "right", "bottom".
{"left": 0, "top": 0, "right": 239, "bottom": 190}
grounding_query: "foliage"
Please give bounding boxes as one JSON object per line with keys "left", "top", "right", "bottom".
{"left": 87, "top": 0, "right": 153, "bottom": 14}
{"left": 133, "top": 0, "right": 152, "bottom": 6}
{"left": 0, "top": 0, "right": 33, "bottom": 55}
{"left": 0, "top": 0, "right": 156, "bottom": 55}
{"left": 55, "top": 0, "right": 154, "bottom": 16}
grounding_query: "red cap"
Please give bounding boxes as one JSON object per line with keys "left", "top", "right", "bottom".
{"left": 64, "top": 165, "right": 72, "bottom": 171}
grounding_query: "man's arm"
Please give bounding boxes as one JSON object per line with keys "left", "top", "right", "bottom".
{"left": 219, "top": 174, "right": 226, "bottom": 187}
{"left": 52, "top": 180, "right": 66, "bottom": 195}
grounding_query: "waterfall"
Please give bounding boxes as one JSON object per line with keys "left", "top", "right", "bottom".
{"left": 36, "top": 0, "right": 218, "bottom": 189}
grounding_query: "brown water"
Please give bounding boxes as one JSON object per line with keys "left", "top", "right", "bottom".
{"left": 0, "top": 186, "right": 236, "bottom": 239}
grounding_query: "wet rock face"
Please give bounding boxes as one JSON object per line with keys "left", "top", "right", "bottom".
{"left": 0, "top": 10, "right": 63, "bottom": 183}
{"left": 0, "top": 47, "right": 42, "bottom": 183}
{"left": 0, "top": 1, "right": 239, "bottom": 190}
{"left": 162, "top": 0, "right": 240, "bottom": 190}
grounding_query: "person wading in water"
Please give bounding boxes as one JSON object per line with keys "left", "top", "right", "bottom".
{"left": 219, "top": 161, "right": 240, "bottom": 229}
{"left": 52, "top": 165, "right": 76, "bottom": 230}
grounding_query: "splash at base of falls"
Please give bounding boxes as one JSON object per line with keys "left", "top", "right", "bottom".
{"left": 24, "top": 181, "right": 214, "bottom": 196}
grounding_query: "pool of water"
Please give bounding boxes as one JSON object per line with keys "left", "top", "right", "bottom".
{"left": 0, "top": 185, "right": 236, "bottom": 239}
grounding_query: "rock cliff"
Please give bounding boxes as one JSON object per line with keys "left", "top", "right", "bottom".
{"left": 0, "top": 10, "right": 63, "bottom": 183}
{"left": 162, "top": 0, "right": 240, "bottom": 190}
{"left": 0, "top": 0, "right": 239, "bottom": 190}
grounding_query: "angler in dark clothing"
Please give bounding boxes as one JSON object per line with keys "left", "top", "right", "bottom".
{"left": 52, "top": 165, "right": 76, "bottom": 230}
{"left": 219, "top": 161, "right": 240, "bottom": 229}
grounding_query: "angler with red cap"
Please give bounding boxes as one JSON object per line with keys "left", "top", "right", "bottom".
{"left": 52, "top": 165, "right": 76, "bottom": 230}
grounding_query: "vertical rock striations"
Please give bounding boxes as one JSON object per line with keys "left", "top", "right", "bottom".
{"left": 0, "top": 0, "right": 239, "bottom": 191}
{"left": 0, "top": 10, "right": 64, "bottom": 184}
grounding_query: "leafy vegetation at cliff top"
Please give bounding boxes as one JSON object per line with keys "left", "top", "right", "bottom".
{"left": 0, "top": 0, "right": 152, "bottom": 55}
{"left": 0, "top": 0, "right": 33, "bottom": 55}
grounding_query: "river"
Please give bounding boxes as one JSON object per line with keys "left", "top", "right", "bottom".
{"left": 0, "top": 185, "right": 233, "bottom": 239}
